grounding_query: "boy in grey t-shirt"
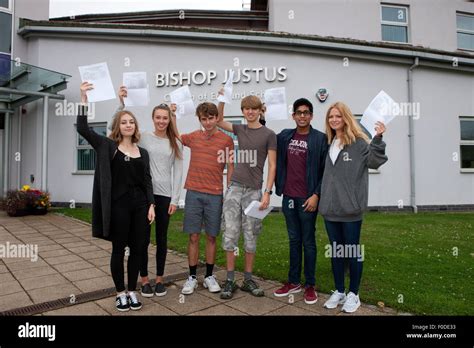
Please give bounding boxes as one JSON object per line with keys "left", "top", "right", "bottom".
{"left": 217, "top": 92, "right": 277, "bottom": 299}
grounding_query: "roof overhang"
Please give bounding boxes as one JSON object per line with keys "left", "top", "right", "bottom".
{"left": 17, "top": 20, "right": 474, "bottom": 73}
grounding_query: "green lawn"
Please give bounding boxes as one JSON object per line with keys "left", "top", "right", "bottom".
{"left": 54, "top": 208, "right": 473, "bottom": 315}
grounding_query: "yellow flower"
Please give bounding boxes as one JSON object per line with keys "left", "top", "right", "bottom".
{"left": 22, "top": 185, "right": 30, "bottom": 191}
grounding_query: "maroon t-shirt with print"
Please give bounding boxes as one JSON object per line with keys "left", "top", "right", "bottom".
{"left": 283, "top": 132, "right": 309, "bottom": 198}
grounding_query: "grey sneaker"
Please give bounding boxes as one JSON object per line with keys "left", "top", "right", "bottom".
{"left": 220, "top": 280, "right": 238, "bottom": 300}
{"left": 140, "top": 283, "right": 154, "bottom": 298}
{"left": 241, "top": 279, "right": 264, "bottom": 297}
{"left": 154, "top": 282, "right": 167, "bottom": 297}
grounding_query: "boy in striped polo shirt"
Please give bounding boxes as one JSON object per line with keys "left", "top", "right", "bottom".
{"left": 173, "top": 102, "right": 234, "bottom": 295}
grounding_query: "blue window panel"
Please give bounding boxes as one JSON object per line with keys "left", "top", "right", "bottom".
{"left": 461, "top": 145, "right": 474, "bottom": 169}
{"left": 382, "top": 24, "right": 408, "bottom": 43}
{"left": 457, "top": 32, "right": 474, "bottom": 50}
{"left": 461, "top": 120, "right": 474, "bottom": 141}
{"left": 0, "top": 12, "right": 12, "bottom": 54}
{"left": 382, "top": 6, "right": 407, "bottom": 23}
{"left": 457, "top": 14, "right": 474, "bottom": 32}
{"left": 77, "top": 149, "right": 97, "bottom": 171}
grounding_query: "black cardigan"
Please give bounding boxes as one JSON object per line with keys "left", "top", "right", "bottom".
{"left": 76, "top": 105, "right": 154, "bottom": 241}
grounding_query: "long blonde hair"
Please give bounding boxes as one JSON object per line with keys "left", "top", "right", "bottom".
{"left": 152, "top": 104, "right": 182, "bottom": 160}
{"left": 109, "top": 111, "right": 141, "bottom": 144}
{"left": 325, "top": 102, "right": 369, "bottom": 146}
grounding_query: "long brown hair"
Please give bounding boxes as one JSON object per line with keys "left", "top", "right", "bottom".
{"left": 325, "top": 102, "right": 369, "bottom": 146}
{"left": 109, "top": 111, "right": 140, "bottom": 144}
{"left": 152, "top": 104, "right": 182, "bottom": 159}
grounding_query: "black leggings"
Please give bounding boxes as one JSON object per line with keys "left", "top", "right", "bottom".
{"left": 110, "top": 189, "right": 149, "bottom": 293}
{"left": 140, "top": 195, "right": 171, "bottom": 278}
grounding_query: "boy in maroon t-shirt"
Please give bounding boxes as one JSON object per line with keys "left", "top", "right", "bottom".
{"left": 274, "top": 98, "right": 328, "bottom": 305}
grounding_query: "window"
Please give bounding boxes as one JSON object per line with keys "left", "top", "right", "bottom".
{"left": 0, "top": 0, "right": 10, "bottom": 10}
{"left": 457, "top": 13, "right": 474, "bottom": 51}
{"left": 460, "top": 117, "right": 474, "bottom": 170}
{"left": 0, "top": 12, "right": 12, "bottom": 54}
{"left": 354, "top": 115, "right": 373, "bottom": 140}
{"left": 76, "top": 123, "right": 107, "bottom": 172}
{"left": 381, "top": 4, "right": 409, "bottom": 43}
{"left": 221, "top": 116, "right": 245, "bottom": 173}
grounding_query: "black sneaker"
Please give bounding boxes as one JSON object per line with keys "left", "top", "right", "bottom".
{"left": 115, "top": 293, "right": 130, "bottom": 312}
{"left": 220, "top": 280, "right": 238, "bottom": 300}
{"left": 154, "top": 283, "right": 167, "bottom": 297}
{"left": 128, "top": 291, "right": 142, "bottom": 311}
{"left": 241, "top": 279, "right": 264, "bottom": 297}
{"left": 141, "top": 283, "right": 154, "bottom": 298}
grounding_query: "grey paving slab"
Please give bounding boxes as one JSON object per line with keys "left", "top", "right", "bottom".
{"left": 0, "top": 291, "right": 34, "bottom": 312}
{"left": 28, "top": 283, "right": 81, "bottom": 304}
{"left": 19, "top": 273, "right": 68, "bottom": 291}
{"left": 63, "top": 268, "right": 108, "bottom": 282}
{"left": 1, "top": 211, "right": 400, "bottom": 317}
{"left": 53, "top": 260, "right": 95, "bottom": 273}
{"left": 226, "top": 294, "right": 287, "bottom": 315}
{"left": 43, "top": 302, "right": 109, "bottom": 316}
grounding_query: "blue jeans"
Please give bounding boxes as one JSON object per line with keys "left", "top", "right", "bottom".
{"left": 324, "top": 220, "right": 363, "bottom": 294}
{"left": 282, "top": 195, "right": 317, "bottom": 286}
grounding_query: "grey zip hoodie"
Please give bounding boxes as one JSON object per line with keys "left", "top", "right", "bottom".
{"left": 318, "top": 136, "right": 388, "bottom": 222}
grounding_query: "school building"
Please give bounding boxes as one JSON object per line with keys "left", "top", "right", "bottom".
{"left": 1, "top": 0, "right": 473, "bottom": 211}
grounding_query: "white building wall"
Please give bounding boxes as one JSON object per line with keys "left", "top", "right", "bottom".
{"left": 23, "top": 35, "right": 429, "bottom": 207}
{"left": 413, "top": 67, "right": 474, "bottom": 205}
{"left": 269, "top": 0, "right": 474, "bottom": 55}
{"left": 6, "top": 0, "right": 474, "bottom": 207}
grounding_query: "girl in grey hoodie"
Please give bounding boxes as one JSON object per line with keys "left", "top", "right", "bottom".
{"left": 318, "top": 101, "right": 388, "bottom": 313}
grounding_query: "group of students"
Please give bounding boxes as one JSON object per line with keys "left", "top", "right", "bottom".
{"left": 77, "top": 81, "right": 387, "bottom": 313}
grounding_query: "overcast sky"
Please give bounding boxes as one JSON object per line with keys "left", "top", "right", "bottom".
{"left": 49, "top": 0, "right": 248, "bottom": 18}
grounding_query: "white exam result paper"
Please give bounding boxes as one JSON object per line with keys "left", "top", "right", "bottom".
{"left": 78, "top": 62, "right": 116, "bottom": 103}
{"left": 169, "top": 86, "right": 195, "bottom": 119}
{"left": 244, "top": 200, "right": 273, "bottom": 220}
{"left": 264, "top": 87, "right": 288, "bottom": 121}
{"left": 360, "top": 90, "right": 398, "bottom": 138}
{"left": 217, "top": 69, "right": 234, "bottom": 104}
{"left": 123, "top": 72, "right": 149, "bottom": 107}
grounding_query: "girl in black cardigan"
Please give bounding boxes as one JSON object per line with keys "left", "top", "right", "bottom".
{"left": 77, "top": 82, "right": 155, "bottom": 312}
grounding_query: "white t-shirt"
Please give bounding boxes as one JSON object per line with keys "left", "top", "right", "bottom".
{"left": 329, "top": 137, "right": 342, "bottom": 165}
{"left": 139, "top": 132, "right": 183, "bottom": 205}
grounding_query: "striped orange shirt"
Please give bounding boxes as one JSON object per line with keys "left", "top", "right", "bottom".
{"left": 181, "top": 130, "right": 234, "bottom": 195}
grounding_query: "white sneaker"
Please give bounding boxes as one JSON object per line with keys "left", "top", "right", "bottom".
{"left": 181, "top": 276, "right": 198, "bottom": 295}
{"left": 203, "top": 275, "right": 221, "bottom": 293}
{"left": 341, "top": 292, "right": 361, "bottom": 313}
{"left": 323, "top": 290, "right": 347, "bottom": 309}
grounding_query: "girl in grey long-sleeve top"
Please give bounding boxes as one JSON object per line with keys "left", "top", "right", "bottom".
{"left": 318, "top": 101, "right": 388, "bottom": 314}
{"left": 117, "top": 86, "right": 183, "bottom": 298}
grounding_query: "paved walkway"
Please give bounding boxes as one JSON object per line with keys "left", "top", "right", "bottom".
{"left": 0, "top": 211, "right": 403, "bottom": 316}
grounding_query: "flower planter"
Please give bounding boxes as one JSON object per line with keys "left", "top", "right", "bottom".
{"left": 3, "top": 186, "right": 51, "bottom": 218}
{"left": 7, "top": 209, "right": 29, "bottom": 217}
{"left": 29, "top": 207, "right": 48, "bottom": 215}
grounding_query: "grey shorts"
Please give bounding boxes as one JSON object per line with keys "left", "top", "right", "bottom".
{"left": 222, "top": 181, "right": 263, "bottom": 253}
{"left": 183, "top": 190, "right": 223, "bottom": 237}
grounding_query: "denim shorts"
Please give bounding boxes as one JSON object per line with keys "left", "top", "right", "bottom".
{"left": 183, "top": 190, "right": 223, "bottom": 237}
